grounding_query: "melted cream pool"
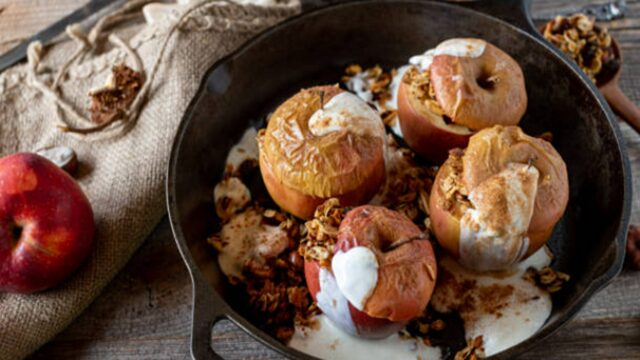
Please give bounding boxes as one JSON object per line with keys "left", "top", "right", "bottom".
{"left": 290, "top": 315, "right": 442, "bottom": 360}
{"left": 431, "top": 247, "right": 553, "bottom": 357}
{"left": 290, "top": 247, "right": 552, "bottom": 359}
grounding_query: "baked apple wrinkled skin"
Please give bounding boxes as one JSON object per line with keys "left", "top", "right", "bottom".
{"left": 258, "top": 85, "right": 386, "bottom": 220}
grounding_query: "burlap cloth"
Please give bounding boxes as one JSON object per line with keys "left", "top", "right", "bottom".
{"left": 0, "top": 1, "right": 299, "bottom": 358}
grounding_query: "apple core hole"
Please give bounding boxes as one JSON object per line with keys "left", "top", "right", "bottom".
{"left": 476, "top": 74, "right": 499, "bottom": 90}
{"left": 10, "top": 223, "right": 22, "bottom": 244}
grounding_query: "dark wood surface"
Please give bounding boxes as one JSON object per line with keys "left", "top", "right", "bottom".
{"left": 0, "top": 0, "right": 637, "bottom": 359}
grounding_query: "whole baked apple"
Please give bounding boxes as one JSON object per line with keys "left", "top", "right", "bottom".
{"left": 305, "top": 206, "right": 437, "bottom": 338}
{"left": 0, "top": 153, "right": 95, "bottom": 293}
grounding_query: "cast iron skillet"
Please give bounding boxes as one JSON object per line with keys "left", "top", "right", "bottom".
{"left": 167, "top": 0, "right": 632, "bottom": 359}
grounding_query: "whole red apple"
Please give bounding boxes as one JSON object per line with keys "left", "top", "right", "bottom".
{"left": 0, "top": 153, "right": 95, "bottom": 293}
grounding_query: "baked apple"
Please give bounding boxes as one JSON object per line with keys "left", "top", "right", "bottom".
{"left": 258, "top": 85, "right": 386, "bottom": 220}
{"left": 429, "top": 126, "right": 569, "bottom": 272}
{"left": 398, "top": 38, "right": 527, "bottom": 163}
{"left": 305, "top": 205, "right": 437, "bottom": 338}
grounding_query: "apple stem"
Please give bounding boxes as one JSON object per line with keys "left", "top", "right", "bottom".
{"left": 319, "top": 90, "right": 325, "bottom": 110}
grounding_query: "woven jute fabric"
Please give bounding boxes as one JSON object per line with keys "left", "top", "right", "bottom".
{"left": 0, "top": 1, "right": 299, "bottom": 359}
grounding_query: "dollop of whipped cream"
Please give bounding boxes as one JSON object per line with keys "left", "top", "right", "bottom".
{"left": 459, "top": 163, "right": 539, "bottom": 272}
{"left": 308, "top": 92, "right": 384, "bottom": 138}
{"left": 331, "top": 246, "right": 379, "bottom": 311}
{"left": 409, "top": 38, "right": 487, "bottom": 71}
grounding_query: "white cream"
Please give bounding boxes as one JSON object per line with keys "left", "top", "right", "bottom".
{"left": 345, "top": 65, "right": 409, "bottom": 138}
{"left": 224, "top": 127, "right": 259, "bottom": 174}
{"left": 213, "top": 177, "right": 251, "bottom": 219}
{"left": 345, "top": 72, "right": 374, "bottom": 103}
{"left": 290, "top": 315, "right": 442, "bottom": 360}
{"left": 409, "top": 38, "right": 487, "bottom": 71}
{"left": 217, "top": 208, "right": 288, "bottom": 280}
{"left": 459, "top": 164, "right": 540, "bottom": 271}
{"left": 431, "top": 247, "right": 553, "bottom": 357}
{"left": 315, "top": 268, "right": 358, "bottom": 336}
{"left": 331, "top": 247, "right": 379, "bottom": 311}
{"left": 308, "top": 92, "right": 384, "bottom": 138}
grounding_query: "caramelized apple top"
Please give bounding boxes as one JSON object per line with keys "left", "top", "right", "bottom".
{"left": 258, "top": 85, "right": 386, "bottom": 198}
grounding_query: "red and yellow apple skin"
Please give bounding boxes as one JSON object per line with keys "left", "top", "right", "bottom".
{"left": 0, "top": 153, "right": 95, "bottom": 293}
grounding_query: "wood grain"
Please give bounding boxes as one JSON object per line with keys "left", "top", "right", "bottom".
{"left": 0, "top": 0, "right": 90, "bottom": 55}
{"left": 0, "top": 0, "right": 636, "bottom": 359}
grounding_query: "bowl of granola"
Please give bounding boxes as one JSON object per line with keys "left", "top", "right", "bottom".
{"left": 167, "top": 1, "right": 630, "bottom": 359}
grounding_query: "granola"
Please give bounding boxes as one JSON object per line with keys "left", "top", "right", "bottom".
{"left": 455, "top": 336, "right": 485, "bottom": 360}
{"left": 523, "top": 266, "right": 571, "bottom": 293}
{"left": 298, "top": 198, "right": 347, "bottom": 267}
{"left": 542, "top": 13, "right": 620, "bottom": 84}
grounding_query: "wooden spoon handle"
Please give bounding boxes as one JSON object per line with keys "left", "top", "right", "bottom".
{"left": 603, "top": 85, "right": 640, "bottom": 134}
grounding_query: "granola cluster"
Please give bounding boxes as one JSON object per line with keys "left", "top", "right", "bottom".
{"left": 542, "top": 13, "right": 620, "bottom": 84}
{"left": 401, "top": 310, "right": 447, "bottom": 347}
{"left": 242, "top": 248, "right": 319, "bottom": 342}
{"left": 523, "top": 266, "right": 571, "bottom": 293}
{"left": 342, "top": 64, "right": 398, "bottom": 127}
{"left": 89, "top": 64, "right": 143, "bottom": 124}
{"left": 298, "top": 198, "right": 346, "bottom": 267}
{"left": 438, "top": 149, "right": 471, "bottom": 218}
{"left": 238, "top": 208, "right": 317, "bottom": 342}
{"left": 403, "top": 66, "right": 446, "bottom": 117}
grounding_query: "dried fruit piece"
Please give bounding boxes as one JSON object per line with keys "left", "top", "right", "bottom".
{"left": 89, "top": 64, "right": 143, "bottom": 125}
{"left": 35, "top": 146, "right": 78, "bottom": 175}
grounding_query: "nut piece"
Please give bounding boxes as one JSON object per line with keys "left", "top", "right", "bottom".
{"left": 455, "top": 336, "right": 485, "bottom": 360}
{"left": 35, "top": 146, "right": 78, "bottom": 175}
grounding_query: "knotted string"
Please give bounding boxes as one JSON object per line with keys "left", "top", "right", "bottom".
{"left": 25, "top": 0, "right": 232, "bottom": 137}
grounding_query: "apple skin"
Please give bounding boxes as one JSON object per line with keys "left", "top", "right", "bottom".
{"left": 0, "top": 153, "right": 95, "bottom": 293}
{"left": 430, "top": 154, "right": 559, "bottom": 263}
{"left": 304, "top": 259, "right": 406, "bottom": 339}
{"left": 397, "top": 79, "right": 472, "bottom": 164}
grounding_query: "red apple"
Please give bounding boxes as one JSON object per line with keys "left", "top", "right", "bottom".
{"left": 305, "top": 259, "right": 407, "bottom": 339}
{"left": 0, "top": 153, "right": 95, "bottom": 293}
{"left": 304, "top": 206, "right": 437, "bottom": 338}
{"left": 397, "top": 78, "right": 473, "bottom": 164}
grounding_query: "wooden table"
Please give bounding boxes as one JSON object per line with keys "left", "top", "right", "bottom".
{"left": 0, "top": 0, "right": 638, "bottom": 358}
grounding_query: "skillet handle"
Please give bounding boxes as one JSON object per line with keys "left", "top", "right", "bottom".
{"left": 455, "top": 0, "right": 540, "bottom": 37}
{"left": 191, "top": 273, "right": 228, "bottom": 360}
